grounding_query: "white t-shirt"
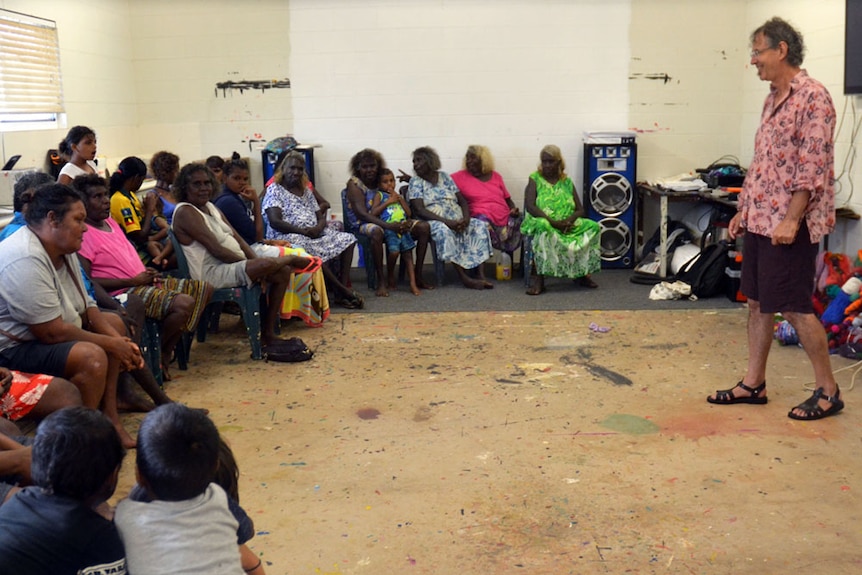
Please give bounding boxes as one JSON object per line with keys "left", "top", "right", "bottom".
{"left": 115, "top": 483, "right": 243, "bottom": 575}
{"left": 0, "top": 227, "right": 95, "bottom": 352}
{"left": 57, "top": 160, "right": 98, "bottom": 182}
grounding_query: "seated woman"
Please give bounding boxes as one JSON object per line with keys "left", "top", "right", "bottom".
{"left": 406, "top": 146, "right": 493, "bottom": 290}
{"left": 0, "top": 184, "right": 144, "bottom": 447}
{"left": 213, "top": 156, "right": 330, "bottom": 327}
{"left": 451, "top": 145, "right": 523, "bottom": 257}
{"left": 345, "top": 148, "right": 433, "bottom": 296}
{"left": 171, "top": 162, "right": 317, "bottom": 353}
{"left": 75, "top": 174, "right": 213, "bottom": 381}
{"left": 263, "top": 152, "right": 363, "bottom": 309}
{"left": 521, "top": 145, "right": 601, "bottom": 295}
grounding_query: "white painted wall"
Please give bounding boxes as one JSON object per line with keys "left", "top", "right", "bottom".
{"left": 129, "top": 0, "right": 292, "bottom": 190}
{"left": 289, "top": 0, "right": 632, "bottom": 205}
{"left": 1, "top": 0, "right": 860, "bottom": 253}
{"left": 0, "top": 0, "right": 292, "bottom": 191}
{"left": 629, "top": 0, "right": 748, "bottom": 182}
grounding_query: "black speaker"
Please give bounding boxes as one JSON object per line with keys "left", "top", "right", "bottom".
{"left": 583, "top": 141, "right": 637, "bottom": 268}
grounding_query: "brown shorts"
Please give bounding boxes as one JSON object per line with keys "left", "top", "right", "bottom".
{"left": 740, "top": 221, "right": 818, "bottom": 314}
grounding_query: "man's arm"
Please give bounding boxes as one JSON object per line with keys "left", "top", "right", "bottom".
{"left": 772, "top": 190, "right": 812, "bottom": 245}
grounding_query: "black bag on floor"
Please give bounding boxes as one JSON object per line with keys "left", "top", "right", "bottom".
{"left": 264, "top": 337, "right": 314, "bottom": 363}
{"left": 675, "top": 241, "right": 731, "bottom": 298}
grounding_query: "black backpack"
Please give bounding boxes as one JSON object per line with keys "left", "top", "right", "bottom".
{"left": 675, "top": 241, "right": 731, "bottom": 298}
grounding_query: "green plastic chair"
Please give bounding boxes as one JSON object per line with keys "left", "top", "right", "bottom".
{"left": 168, "top": 229, "right": 264, "bottom": 360}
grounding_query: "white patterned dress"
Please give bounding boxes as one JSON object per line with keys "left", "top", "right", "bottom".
{"left": 262, "top": 183, "right": 355, "bottom": 263}
{"left": 407, "top": 171, "right": 491, "bottom": 269}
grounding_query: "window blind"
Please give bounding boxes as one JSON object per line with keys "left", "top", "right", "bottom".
{"left": 0, "top": 10, "right": 63, "bottom": 115}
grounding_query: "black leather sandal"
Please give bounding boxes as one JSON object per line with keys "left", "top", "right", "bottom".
{"left": 788, "top": 386, "right": 844, "bottom": 420}
{"left": 707, "top": 381, "right": 768, "bottom": 405}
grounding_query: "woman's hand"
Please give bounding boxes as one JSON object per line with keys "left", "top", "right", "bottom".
{"left": 132, "top": 269, "right": 158, "bottom": 286}
{"left": 0, "top": 368, "right": 12, "bottom": 398}
{"left": 509, "top": 206, "right": 521, "bottom": 218}
{"left": 105, "top": 337, "right": 145, "bottom": 371}
{"left": 143, "top": 192, "right": 159, "bottom": 214}
{"left": 306, "top": 222, "right": 326, "bottom": 239}
{"left": 397, "top": 169, "right": 412, "bottom": 183}
{"left": 238, "top": 185, "right": 259, "bottom": 204}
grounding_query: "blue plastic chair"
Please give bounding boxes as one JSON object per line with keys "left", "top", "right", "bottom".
{"left": 341, "top": 188, "right": 445, "bottom": 287}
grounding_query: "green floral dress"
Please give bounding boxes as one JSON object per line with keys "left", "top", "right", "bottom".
{"left": 520, "top": 171, "right": 601, "bottom": 278}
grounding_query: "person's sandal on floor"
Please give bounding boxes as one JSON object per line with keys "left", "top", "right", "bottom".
{"left": 707, "top": 381, "right": 768, "bottom": 405}
{"left": 788, "top": 386, "right": 844, "bottom": 420}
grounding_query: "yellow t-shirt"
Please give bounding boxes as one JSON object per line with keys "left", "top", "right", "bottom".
{"left": 110, "top": 190, "right": 143, "bottom": 234}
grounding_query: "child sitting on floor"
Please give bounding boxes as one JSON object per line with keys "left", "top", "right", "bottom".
{"left": 114, "top": 403, "right": 245, "bottom": 575}
{"left": 369, "top": 168, "right": 420, "bottom": 296}
{"left": 0, "top": 407, "right": 127, "bottom": 574}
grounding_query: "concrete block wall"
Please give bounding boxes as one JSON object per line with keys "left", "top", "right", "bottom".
{"left": 1, "top": 0, "right": 860, "bottom": 254}
{"left": 129, "top": 0, "right": 293, "bottom": 191}
{"left": 289, "top": 0, "right": 631, "bottom": 206}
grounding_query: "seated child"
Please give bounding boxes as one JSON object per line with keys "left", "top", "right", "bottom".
{"left": 369, "top": 168, "right": 420, "bottom": 296}
{"left": 215, "top": 437, "right": 266, "bottom": 575}
{"left": 147, "top": 204, "right": 175, "bottom": 271}
{"left": 0, "top": 407, "right": 127, "bottom": 574}
{"left": 115, "top": 403, "right": 245, "bottom": 575}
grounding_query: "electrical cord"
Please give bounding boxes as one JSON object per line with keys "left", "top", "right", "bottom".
{"left": 802, "top": 358, "right": 861, "bottom": 393}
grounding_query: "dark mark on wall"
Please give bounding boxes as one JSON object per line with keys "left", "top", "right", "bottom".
{"left": 628, "top": 72, "right": 672, "bottom": 84}
{"left": 215, "top": 79, "right": 291, "bottom": 97}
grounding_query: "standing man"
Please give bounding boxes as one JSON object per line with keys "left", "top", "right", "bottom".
{"left": 708, "top": 17, "right": 842, "bottom": 420}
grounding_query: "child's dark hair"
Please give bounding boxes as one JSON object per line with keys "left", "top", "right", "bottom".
{"left": 72, "top": 173, "right": 108, "bottom": 198}
{"left": 214, "top": 436, "right": 240, "bottom": 502}
{"left": 379, "top": 168, "right": 394, "bottom": 179}
{"left": 31, "top": 407, "right": 125, "bottom": 501}
{"left": 109, "top": 156, "right": 147, "bottom": 193}
{"left": 12, "top": 171, "right": 53, "bottom": 212}
{"left": 58, "top": 125, "right": 95, "bottom": 157}
{"left": 205, "top": 155, "right": 225, "bottom": 172}
{"left": 136, "top": 403, "right": 219, "bottom": 501}
{"left": 150, "top": 151, "right": 180, "bottom": 181}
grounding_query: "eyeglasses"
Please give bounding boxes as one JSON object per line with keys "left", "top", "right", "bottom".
{"left": 749, "top": 46, "right": 776, "bottom": 58}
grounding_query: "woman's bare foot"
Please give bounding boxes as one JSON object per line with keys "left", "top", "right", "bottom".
{"left": 579, "top": 275, "right": 598, "bottom": 289}
{"left": 416, "top": 278, "right": 435, "bottom": 290}
{"left": 526, "top": 274, "right": 545, "bottom": 296}
{"left": 116, "top": 424, "right": 136, "bottom": 449}
{"left": 410, "top": 283, "right": 421, "bottom": 296}
{"left": 462, "top": 277, "right": 485, "bottom": 290}
{"left": 375, "top": 286, "right": 390, "bottom": 297}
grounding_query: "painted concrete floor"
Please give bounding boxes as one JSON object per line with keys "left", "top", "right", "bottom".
{"left": 114, "top": 309, "right": 861, "bottom": 575}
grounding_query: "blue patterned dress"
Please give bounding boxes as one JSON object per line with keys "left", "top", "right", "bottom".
{"left": 406, "top": 171, "right": 491, "bottom": 269}
{"left": 262, "top": 183, "right": 355, "bottom": 262}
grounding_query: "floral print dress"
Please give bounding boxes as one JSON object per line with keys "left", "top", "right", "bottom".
{"left": 262, "top": 183, "right": 355, "bottom": 263}
{"left": 406, "top": 171, "right": 491, "bottom": 269}
{"left": 520, "top": 172, "right": 601, "bottom": 278}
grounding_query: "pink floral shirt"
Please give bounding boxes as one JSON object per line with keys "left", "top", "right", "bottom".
{"left": 739, "top": 70, "right": 835, "bottom": 243}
